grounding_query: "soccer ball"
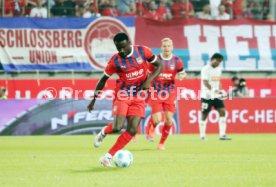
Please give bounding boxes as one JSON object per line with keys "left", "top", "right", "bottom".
{"left": 113, "top": 150, "right": 133, "bottom": 168}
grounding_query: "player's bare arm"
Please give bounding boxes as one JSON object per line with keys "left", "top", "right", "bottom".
{"left": 203, "top": 79, "right": 220, "bottom": 94}
{"left": 177, "top": 68, "right": 187, "bottom": 80}
{"left": 142, "top": 58, "right": 163, "bottom": 90}
{"left": 203, "top": 79, "right": 212, "bottom": 90}
{"left": 87, "top": 74, "right": 109, "bottom": 112}
{"left": 218, "top": 82, "right": 224, "bottom": 93}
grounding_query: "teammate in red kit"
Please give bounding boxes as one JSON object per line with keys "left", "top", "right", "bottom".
{"left": 87, "top": 32, "right": 162, "bottom": 167}
{"left": 146, "top": 38, "right": 186, "bottom": 150}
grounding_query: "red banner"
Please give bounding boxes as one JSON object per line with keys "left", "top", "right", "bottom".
{"left": 178, "top": 98, "right": 276, "bottom": 133}
{"left": 0, "top": 78, "right": 275, "bottom": 99}
{"left": 135, "top": 18, "right": 276, "bottom": 71}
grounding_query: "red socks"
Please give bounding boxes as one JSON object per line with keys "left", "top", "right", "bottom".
{"left": 108, "top": 131, "right": 133, "bottom": 156}
{"left": 103, "top": 122, "right": 113, "bottom": 134}
{"left": 159, "top": 124, "right": 171, "bottom": 144}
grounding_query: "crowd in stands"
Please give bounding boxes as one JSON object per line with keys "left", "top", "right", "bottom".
{"left": 0, "top": 0, "right": 274, "bottom": 20}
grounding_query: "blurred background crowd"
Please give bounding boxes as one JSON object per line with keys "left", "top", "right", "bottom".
{"left": 0, "top": 0, "right": 275, "bottom": 21}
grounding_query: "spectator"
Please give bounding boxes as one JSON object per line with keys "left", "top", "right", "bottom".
{"left": 157, "top": 0, "right": 172, "bottom": 20}
{"left": 229, "top": 77, "right": 249, "bottom": 97}
{"left": 236, "top": 78, "right": 249, "bottom": 97}
{"left": 51, "top": 0, "right": 75, "bottom": 17}
{"left": 25, "top": 0, "right": 54, "bottom": 15}
{"left": 209, "top": 0, "right": 221, "bottom": 18}
{"left": 215, "top": 4, "right": 230, "bottom": 20}
{"left": 143, "top": 0, "right": 163, "bottom": 21}
{"left": 4, "top": 0, "right": 26, "bottom": 16}
{"left": 245, "top": 0, "right": 262, "bottom": 20}
{"left": 98, "top": 0, "right": 109, "bottom": 13}
{"left": 0, "top": 87, "right": 7, "bottom": 100}
{"left": 116, "top": 0, "right": 135, "bottom": 15}
{"left": 29, "top": 0, "right": 47, "bottom": 18}
{"left": 197, "top": 4, "right": 212, "bottom": 20}
{"left": 171, "top": 0, "right": 195, "bottom": 18}
{"left": 123, "top": 3, "right": 137, "bottom": 16}
{"left": 74, "top": 0, "right": 86, "bottom": 17}
{"left": 82, "top": 2, "right": 101, "bottom": 18}
{"left": 232, "top": 0, "right": 244, "bottom": 19}
{"left": 1, "top": 0, "right": 12, "bottom": 16}
{"left": 262, "top": 0, "right": 270, "bottom": 20}
{"left": 141, "top": 0, "right": 150, "bottom": 11}
{"left": 190, "top": 0, "right": 209, "bottom": 13}
{"left": 136, "top": 0, "right": 146, "bottom": 16}
{"left": 75, "top": 4, "right": 83, "bottom": 17}
{"left": 228, "top": 76, "right": 240, "bottom": 97}
{"left": 220, "top": 0, "right": 233, "bottom": 16}
{"left": 102, "top": 0, "right": 120, "bottom": 17}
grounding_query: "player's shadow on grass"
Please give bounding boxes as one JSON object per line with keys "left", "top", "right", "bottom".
{"left": 68, "top": 167, "right": 122, "bottom": 173}
{"left": 129, "top": 148, "right": 154, "bottom": 152}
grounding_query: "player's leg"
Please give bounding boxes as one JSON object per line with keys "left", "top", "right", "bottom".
{"left": 98, "top": 115, "right": 127, "bottom": 167}
{"left": 146, "top": 112, "right": 162, "bottom": 141}
{"left": 199, "top": 99, "right": 211, "bottom": 140}
{"left": 100, "top": 117, "right": 141, "bottom": 167}
{"left": 158, "top": 111, "right": 174, "bottom": 150}
{"left": 98, "top": 101, "right": 128, "bottom": 166}
{"left": 157, "top": 97, "right": 176, "bottom": 149}
{"left": 99, "top": 97, "right": 145, "bottom": 167}
{"left": 94, "top": 115, "right": 126, "bottom": 147}
{"left": 94, "top": 99, "right": 128, "bottom": 148}
{"left": 106, "top": 116, "right": 141, "bottom": 158}
{"left": 146, "top": 98, "right": 162, "bottom": 141}
{"left": 104, "top": 115, "right": 126, "bottom": 134}
{"left": 215, "top": 99, "right": 231, "bottom": 140}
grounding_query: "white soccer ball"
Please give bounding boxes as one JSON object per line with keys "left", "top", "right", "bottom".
{"left": 113, "top": 150, "right": 133, "bottom": 168}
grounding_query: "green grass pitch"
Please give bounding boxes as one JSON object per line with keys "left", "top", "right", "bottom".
{"left": 1, "top": 134, "right": 276, "bottom": 187}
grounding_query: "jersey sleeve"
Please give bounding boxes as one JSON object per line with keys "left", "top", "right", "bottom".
{"left": 201, "top": 67, "right": 209, "bottom": 80}
{"left": 142, "top": 46, "right": 157, "bottom": 63}
{"left": 104, "top": 58, "right": 117, "bottom": 77}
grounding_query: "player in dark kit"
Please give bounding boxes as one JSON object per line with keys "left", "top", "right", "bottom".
{"left": 87, "top": 32, "right": 162, "bottom": 167}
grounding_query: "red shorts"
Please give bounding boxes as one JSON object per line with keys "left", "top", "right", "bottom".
{"left": 148, "top": 92, "right": 176, "bottom": 114}
{"left": 112, "top": 96, "right": 146, "bottom": 118}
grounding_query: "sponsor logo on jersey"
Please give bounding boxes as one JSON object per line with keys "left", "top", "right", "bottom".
{"left": 126, "top": 69, "right": 144, "bottom": 80}
{"left": 159, "top": 73, "right": 173, "bottom": 79}
{"left": 211, "top": 76, "right": 221, "bottom": 81}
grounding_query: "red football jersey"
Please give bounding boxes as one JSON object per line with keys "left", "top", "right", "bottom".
{"left": 104, "top": 45, "right": 157, "bottom": 95}
{"left": 149, "top": 54, "right": 184, "bottom": 93}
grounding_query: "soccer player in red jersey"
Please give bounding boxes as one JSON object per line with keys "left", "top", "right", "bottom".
{"left": 146, "top": 38, "right": 186, "bottom": 150}
{"left": 87, "top": 32, "right": 162, "bottom": 167}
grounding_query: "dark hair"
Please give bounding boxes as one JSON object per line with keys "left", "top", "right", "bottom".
{"left": 113, "top": 32, "right": 129, "bottom": 43}
{"left": 232, "top": 76, "right": 239, "bottom": 82}
{"left": 211, "top": 53, "right": 224, "bottom": 61}
{"left": 239, "top": 78, "right": 246, "bottom": 87}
